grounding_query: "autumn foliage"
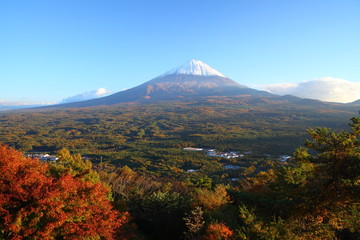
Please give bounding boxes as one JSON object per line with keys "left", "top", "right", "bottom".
{"left": 203, "top": 223, "right": 233, "bottom": 240}
{"left": 0, "top": 144, "right": 125, "bottom": 239}
{"left": 193, "top": 185, "right": 231, "bottom": 211}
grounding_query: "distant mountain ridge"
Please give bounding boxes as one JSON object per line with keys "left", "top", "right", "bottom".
{"left": 3, "top": 60, "right": 359, "bottom": 111}
{"left": 349, "top": 99, "right": 360, "bottom": 105}
{"left": 52, "top": 60, "right": 275, "bottom": 108}
{"left": 34, "top": 59, "right": 355, "bottom": 110}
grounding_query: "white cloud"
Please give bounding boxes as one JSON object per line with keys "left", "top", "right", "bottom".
{"left": 0, "top": 100, "right": 53, "bottom": 111}
{"left": 257, "top": 77, "right": 360, "bottom": 103}
{"left": 95, "top": 88, "right": 110, "bottom": 96}
{"left": 0, "top": 100, "right": 53, "bottom": 106}
{"left": 0, "top": 100, "right": 27, "bottom": 106}
{"left": 60, "top": 88, "right": 112, "bottom": 104}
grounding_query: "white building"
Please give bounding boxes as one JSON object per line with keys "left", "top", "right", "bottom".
{"left": 183, "top": 147, "right": 203, "bottom": 151}
{"left": 280, "top": 155, "right": 291, "bottom": 162}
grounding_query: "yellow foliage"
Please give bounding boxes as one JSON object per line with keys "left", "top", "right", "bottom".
{"left": 194, "top": 185, "right": 231, "bottom": 211}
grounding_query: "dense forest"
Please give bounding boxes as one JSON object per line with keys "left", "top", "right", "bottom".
{"left": 0, "top": 99, "right": 356, "bottom": 179}
{"left": 0, "top": 100, "right": 359, "bottom": 239}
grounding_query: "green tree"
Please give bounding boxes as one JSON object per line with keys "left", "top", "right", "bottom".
{"left": 138, "top": 191, "right": 190, "bottom": 240}
{"left": 233, "top": 117, "right": 360, "bottom": 239}
{"left": 294, "top": 117, "right": 360, "bottom": 211}
{"left": 50, "top": 148, "right": 100, "bottom": 183}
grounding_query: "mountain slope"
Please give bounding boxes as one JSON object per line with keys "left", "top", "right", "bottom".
{"left": 348, "top": 99, "right": 360, "bottom": 105}
{"left": 51, "top": 60, "right": 274, "bottom": 108}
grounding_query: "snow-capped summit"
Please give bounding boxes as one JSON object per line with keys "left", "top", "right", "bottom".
{"left": 161, "top": 60, "right": 227, "bottom": 77}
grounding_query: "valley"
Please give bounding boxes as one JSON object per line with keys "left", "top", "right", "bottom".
{"left": 0, "top": 98, "right": 357, "bottom": 179}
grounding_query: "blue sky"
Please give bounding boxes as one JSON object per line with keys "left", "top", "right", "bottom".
{"left": 1, "top": 0, "right": 360, "bottom": 104}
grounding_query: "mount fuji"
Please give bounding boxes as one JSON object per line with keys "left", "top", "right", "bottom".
{"left": 52, "top": 60, "right": 274, "bottom": 108}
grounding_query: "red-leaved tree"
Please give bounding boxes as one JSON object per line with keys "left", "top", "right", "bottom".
{"left": 0, "top": 144, "right": 126, "bottom": 239}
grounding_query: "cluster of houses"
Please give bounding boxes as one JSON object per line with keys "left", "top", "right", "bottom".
{"left": 183, "top": 147, "right": 244, "bottom": 159}
{"left": 183, "top": 147, "right": 291, "bottom": 162}
{"left": 207, "top": 150, "right": 244, "bottom": 159}
{"left": 26, "top": 153, "right": 58, "bottom": 162}
{"left": 184, "top": 147, "right": 292, "bottom": 174}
